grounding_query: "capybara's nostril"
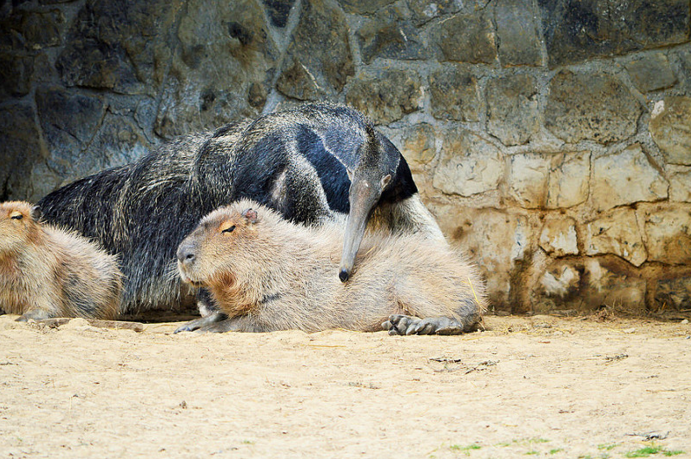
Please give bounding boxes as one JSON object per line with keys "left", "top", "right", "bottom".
{"left": 177, "top": 245, "right": 196, "bottom": 264}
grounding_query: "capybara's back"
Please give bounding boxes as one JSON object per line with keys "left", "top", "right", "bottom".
{"left": 177, "top": 200, "right": 486, "bottom": 334}
{"left": 0, "top": 201, "right": 122, "bottom": 321}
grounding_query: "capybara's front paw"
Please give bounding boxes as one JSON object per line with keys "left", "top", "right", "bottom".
{"left": 16, "top": 309, "right": 53, "bottom": 322}
{"left": 383, "top": 314, "right": 464, "bottom": 335}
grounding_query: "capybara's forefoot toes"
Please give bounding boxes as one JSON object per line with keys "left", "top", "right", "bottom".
{"left": 419, "top": 317, "right": 463, "bottom": 335}
{"left": 384, "top": 314, "right": 420, "bottom": 335}
{"left": 385, "top": 315, "right": 466, "bottom": 335}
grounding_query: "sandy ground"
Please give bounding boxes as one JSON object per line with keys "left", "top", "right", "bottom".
{"left": 1, "top": 313, "right": 690, "bottom": 459}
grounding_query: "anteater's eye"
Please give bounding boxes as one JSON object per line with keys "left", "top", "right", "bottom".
{"left": 222, "top": 225, "right": 236, "bottom": 234}
{"left": 10, "top": 212, "right": 23, "bottom": 220}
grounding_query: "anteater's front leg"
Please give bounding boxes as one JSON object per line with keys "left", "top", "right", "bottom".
{"left": 192, "top": 314, "right": 265, "bottom": 333}
{"left": 174, "top": 311, "right": 228, "bottom": 333}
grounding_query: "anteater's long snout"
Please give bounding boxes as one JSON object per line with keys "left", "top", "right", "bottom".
{"left": 339, "top": 208, "right": 369, "bottom": 282}
{"left": 339, "top": 179, "right": 380, "bottom": 283}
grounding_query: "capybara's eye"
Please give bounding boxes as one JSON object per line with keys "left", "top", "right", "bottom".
{"left": 222, "top": 225, "right": 236, "bottom": 234}
{"left": 10, "top": 212, "right": 23, "bottom": 220}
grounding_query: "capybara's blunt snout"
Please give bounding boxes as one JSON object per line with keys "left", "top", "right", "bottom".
{"left": 177, "top": 243, "right": 196, "bottom": 267}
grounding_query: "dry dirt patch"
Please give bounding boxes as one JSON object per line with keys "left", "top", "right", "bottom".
{"left": 1, "top": 314, "right": 690, "bottom": 458}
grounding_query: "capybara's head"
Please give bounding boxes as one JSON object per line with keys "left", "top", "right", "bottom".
{"left": 177, "top": 201, "right": 263, "bottom": 288}
{"left": 0, "top": 201, "right": 42, "bottom": 254}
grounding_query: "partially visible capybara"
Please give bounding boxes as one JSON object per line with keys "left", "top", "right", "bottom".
{"left": 0, "top": 201, "right": 122, "bottom": 321}
{"left": 176, "top": 199, "right": 487, "bottom": 335}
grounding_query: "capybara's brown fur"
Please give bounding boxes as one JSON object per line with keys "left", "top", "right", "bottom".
{"left": 176, "top": 200, "right": 487, "bottom": 334}
{"left": 0, "top": 201, "right": 122, "bottom": 321}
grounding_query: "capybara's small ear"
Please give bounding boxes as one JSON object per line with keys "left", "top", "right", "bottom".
{"left": 30, "top": 205, "right": 42, "bottom": 222}
{"left": 242, "top": 208, "right": 258, "bottom": 224}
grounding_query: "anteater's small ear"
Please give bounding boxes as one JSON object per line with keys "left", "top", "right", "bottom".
{"left": 30, "top": 206, "right": 42, "bottom": 222}
{"left": 380, "top": 174, "right": 392, "bottom": 189}
{"left": 241, "top": 208, "right": 258, "bottom": 224}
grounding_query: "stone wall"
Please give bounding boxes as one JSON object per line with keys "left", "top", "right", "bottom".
{"left": 1, "top": 0, "right": 690, "bottom": 315}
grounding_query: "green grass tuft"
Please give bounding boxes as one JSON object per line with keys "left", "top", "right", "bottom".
{"left": 449, "top": 444, "right": 482, "bottom": 455}
{"left": 625, "top": 445, "right": 664, "bottom": 457}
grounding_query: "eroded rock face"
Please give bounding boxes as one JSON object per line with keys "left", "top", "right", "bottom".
{"left": 532, "top": 261, "right": 583, "bottom": 313}
{"left": 642, "top": 205, "right": 691, "bottom": 265}
{"left": 346, "top": 69, "right": 422, "bottom": 124}
{"left": 355, "top": 5, "right": 427, "bottom": 64}
{"left": 584, "top": 208, "right": 647, "bottom": 267}
{"left": 538, "top": 0, "right": 690, "bottom": 68}
{"left": 494, "top": 0, "right": 542, "bottom": 67}
{"left": 655, "top": 276, "right": 691, "bottom": 312}
{"left": 0, "top": 104, "right": 44, "bottom": 201}
{"left": 539, "top": 217, "right": 578, "bottom": 258}
{"left": 0, "top": 54, "right": 34, "bottom": 99}
{"left": 397, "top": 123, "right": 437, "bottom": 171}
{"left": 277, "top": 0, "right": 353, "bottom": 101}
{"left": 56, "top": 0, "right": 181, "bottom": 95}
{"left": 668, "top": 166, "right": 691, "bottom": 203}
{"left": 35, "top": 87, "right": 107, "bottom": 177}
{"left": 0, "top": 8, "right": 64, "bottom": 52}
{"left": 624, "top": 52, "right": 677, "bottom": 93}
{"left": 486, "top": 74, "right": 539, "bottom": 146}
{"left": 650, "top": 97, "right": 691, "bottom": 166}
{"left": 435, "top": 206, "right": 535, "bottom": 312}
{"left": 337, "top": 0, "right": 396, "bottom": 15}
{"left": 545, "top": 71, "right": 642, "bottom": 144}
{"left": 546, "top": 152, "right": 590, "bottom": 209}
{"left": 262, "top": 0, "right": 296, "bottom": 28}
{"left": 584, "top": 258, "right": 647, "bottom": 314}
{"left": 432, "top": 128, "right": 504, "bottom": 197}
{"left": 407, "top": 0, "right": 463, "bottom": 25}
{"left": 507, "top": 153, "right": 550, "bottom": 209}
{"left": 434, "top": 10, "right": 497, "bottom": 64}
{"left": 429, "top": 65, "right": 481, "bottom": 122}
{"left": 156, "top": 0, "right": 278, "bottom": 138}
{"left": 590, "top": 144, "right": 668, "bottom": 212}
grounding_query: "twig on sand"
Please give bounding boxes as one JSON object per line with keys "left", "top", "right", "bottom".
{"left": 37, "top": 318, "right": 145, "bottom": 332}
{"left": 625, "top": 431, "right": 670, "bottom": 441}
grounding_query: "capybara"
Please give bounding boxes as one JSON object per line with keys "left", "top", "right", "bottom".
{"left": 37, "top": 103, "right": 443, "bottom": 315}
{"left": 175, "top": 200, "right": 486, "bottom": 335}
{"left": 0, "top": 201, "right": 122, "bottom": 321}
